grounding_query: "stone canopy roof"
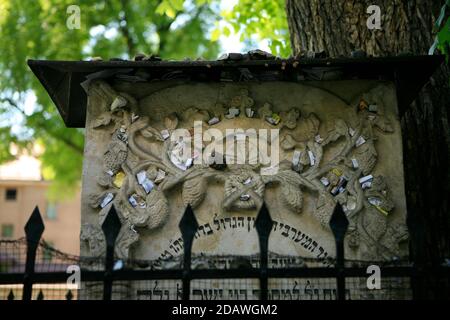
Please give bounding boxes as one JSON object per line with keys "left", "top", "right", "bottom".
{"left": 27, "top": 53, "right": 443, "bottom": 128}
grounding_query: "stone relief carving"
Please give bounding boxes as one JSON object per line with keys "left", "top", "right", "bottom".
{"left": 83, "top": 80, "right": 408, "bottom": 261}
{"left": 80, "top": 223, "right": 106, "bottom": 257}
{"left": 224, "top": 168, "right": 265, "bottom": 210}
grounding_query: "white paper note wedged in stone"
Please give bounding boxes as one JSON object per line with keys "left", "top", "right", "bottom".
{"left": 359, "top": 175, "right": 373, "bottom": 184}
{"left": 128, "top": 195, "right": 138, "bottom": 208}
{"left": 100, "top": 193, "right": 114, "bottom": 208}
{"left": 142, "top": 179, "right": 154, "bottom": 194}
{"left": 161, "top": 129, "right": 170, "bottom": 140}
{"left": 292, "top": 150, "right": 301, "bottom": 166}
{"left": 308, "top": 150, "right": 316, "bottom": 166}
{"left": 320, "top": 177, "right": 330, "bottom": 186}
{"left": 355, "top": 136, "right": 366, "bottom": 147}
{"left": 137, "top": 171, "right": 147, "bottom": 184}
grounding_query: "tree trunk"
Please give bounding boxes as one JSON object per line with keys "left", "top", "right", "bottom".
{"left": 286, "top": 0, "right": 450, "bottom": 298}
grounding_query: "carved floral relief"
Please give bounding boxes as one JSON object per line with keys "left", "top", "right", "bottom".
{"left": 82, "top": 80, "right": 408, "bottom": 261}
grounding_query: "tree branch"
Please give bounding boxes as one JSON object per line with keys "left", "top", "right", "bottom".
{"left": 0, "top": 97, "right": 84, "bottom": 154}
{"left": 0, "top": 97, "right": 26, "bottom": 115}
{"left": 118, "top": 0, "right": 137, "bottom": 57}
{"left": 156, "top": 4, "right": 207, "bottom": 55}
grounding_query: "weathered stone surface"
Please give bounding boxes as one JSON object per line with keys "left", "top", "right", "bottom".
{"left": 81, "top": 80, "right": 408, "bottom": 265}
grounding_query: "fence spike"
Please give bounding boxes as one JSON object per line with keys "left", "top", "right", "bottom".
{"left": 101, "top": 204, "right": 122, "bottom": 248}
{"left": 66, "top": 290, "right": 73, "bottom": 300}
{"left": 179, "top": 204, "right": 199, "bottom": 244}
{"left": 329, "top": 202, "right": 349, "bottom": 301}
{"left": 23, "top": 206, "right": 45, "bottom": 300}
{"left": 24, "top": 206, "right": 45, "bottom": 245}
{"left": 179, "top": 204, "right": 199, "bottom": 300}
{"left": 7, "top": 289, "right": 14, "bottom": 300}
{"left": 255, "top": 202, "right": 274, "bottom": 301}
{"left": 255, "top": 202, "right": 274, "bottom": 241}
{"left": 36, "top": 289, "right": 44, "bottom": 300}
{"left": 329, "top": 202, "right": 349, "bottom": 243}
{"left": 102, "top": 205, "right": 122, "bottom": 301}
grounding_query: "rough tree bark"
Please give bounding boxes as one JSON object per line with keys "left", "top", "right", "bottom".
{"left": 286, "top": 0, "right": 450, "bottom": 298}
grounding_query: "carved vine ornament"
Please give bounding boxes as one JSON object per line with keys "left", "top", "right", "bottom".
{"left": 81, "top": 80, "right": 408, "bottom": 261}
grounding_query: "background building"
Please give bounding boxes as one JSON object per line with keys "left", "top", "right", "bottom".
{"left": 0, "top": 153, "right": 80, "bottom": 255}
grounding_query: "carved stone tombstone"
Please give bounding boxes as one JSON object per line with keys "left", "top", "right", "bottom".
{"left": 29, "top": 54, "right": 442, "bottom": 299}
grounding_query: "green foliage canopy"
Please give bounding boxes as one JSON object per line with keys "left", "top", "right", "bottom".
{"left": 1, "top": 0, "right": 445, "bottom": 200}
{"left": 210, "top": 0, "right": 291, "bottom": 57}
{"left": 0, "top": 0, "right": 220, "bottom": 198}
{"left": 436, "top": 1, "right": 450, "bottom": 61}
{"left": 0, "top": 0, "right": 293, "bottom": 199}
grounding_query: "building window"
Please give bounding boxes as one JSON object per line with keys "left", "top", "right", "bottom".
{"left": 5, "top": 188, "right": 17, "bottom": 201}
{"left": 46, "top": 203, "right": 58, "bottom": 220}
{"left": 1, "top": 224, "right": 14, "bottom": 238}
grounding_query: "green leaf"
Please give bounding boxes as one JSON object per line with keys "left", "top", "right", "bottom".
{"left": 156, "top": 1, "right": 169, "bottom": 16}
{"left": 211, "top": 28, "right": 220, "bottom": 41}
{"left": 218, "top": 0, "right": 291, "bottom": 57}
{"left": 0, "top": 0, "right": 220, "bottom": 196}
{"left": 438, "top": 18, "right": 450, "bottom": 46}
{"left": 170, "top": 0, "right": 184, "bottom": 11}
{"left": 437, "top": 17, "right": 450, "bottom": 63}
{"left": 165, "top": 7, "right": 176, "bottom": 19}
{"left": 223, "top": 26, "right": 231, "bottom": 37}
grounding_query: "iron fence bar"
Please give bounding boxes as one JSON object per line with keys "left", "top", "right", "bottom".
{"left": 23, "top": 207, "right": 45, "bottom": 300}
{"left": 3, "top": 203, "right": 450, "bottom": 300}
{"left": 336, "top": 243, "right": 345, "bottom": 300}
{"left": 103, "top": 245, "right": 114, "bottom": 300}
{"left": 36, "top": 290, "right": 44, "bottom": 300}
{"left": 3, "top": 266, "right": 449, "bottom": 284}
{"left": 101, "top": 205, "right": 122, "bottom": 301}
{"left": 66, "top": 290, "right": 73, "bottom": 300}
{"left": 255, "top": 203, "right": 274, "bottom": 300}
{"left": 179, "top": 205, "right": 199, "bottom": 301}
{"left": 411, "top": 265, "right": 426, "bottom": 300}
{"left": 329, "top": 203, "right": 349, "bottom": 301}
{"left": 112, "top": 266, "right": 450, "bottom": 279}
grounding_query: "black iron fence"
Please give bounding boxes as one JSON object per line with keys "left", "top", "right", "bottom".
{"left": 0, "top": 203, "right": 449, "bottom": 300}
